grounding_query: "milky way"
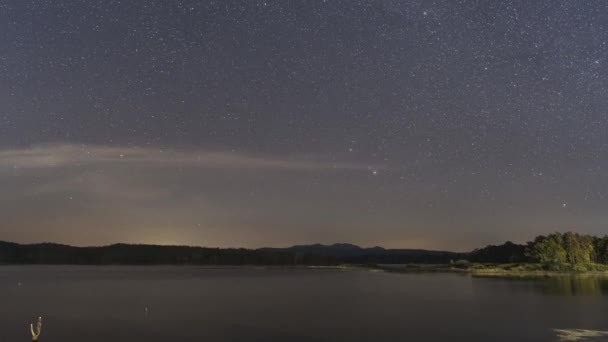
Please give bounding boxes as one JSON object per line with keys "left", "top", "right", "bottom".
{"left": 1, "top": 1, "right": 607, "bottom": 250}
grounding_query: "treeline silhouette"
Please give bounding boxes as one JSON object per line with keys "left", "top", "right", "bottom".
{"left": 0, "top": 241, "right": 462, "bottom": 265}
{"left": 262, "top": 243, "right": 464, "bottom": 264}
{"left": 470, "top": 232, "right": 608, "bottom": 267}
{"left": 0, "top": 241, "right": 335, "bottom": 265}
{"left": 2, "top": 233, "right": 607, "bottom": 266}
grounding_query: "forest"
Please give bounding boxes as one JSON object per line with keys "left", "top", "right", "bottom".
{"left": 469, "top": 232, "right": 608, "bottom": 270}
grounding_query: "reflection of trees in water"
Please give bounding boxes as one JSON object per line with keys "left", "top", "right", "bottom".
{"left": 543, "top": 276, "right": 608, "bottom": 296}
{"left": 473, "top": 275, "right": 608, "bottom": 296}
{"left": 548, "top": 278, "right": 608, "bottom": 340}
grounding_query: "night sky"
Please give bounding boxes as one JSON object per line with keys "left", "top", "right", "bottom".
{"left": 1, "top": 0, "right": 607, "bottom": 251}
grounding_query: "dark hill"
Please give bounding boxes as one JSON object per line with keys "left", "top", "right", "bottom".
{"left": 0, "top": 241, "right": 464, "bottom": 265}
{"left": 262, "top": 243, "right": 464, "bottom": 264}
{"left": 0, "top": 241, "right": 333, "bottom": 265}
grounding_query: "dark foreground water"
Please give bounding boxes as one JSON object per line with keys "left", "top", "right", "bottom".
{"left": 1, "top": 267, "right": 608, "bottom": 342}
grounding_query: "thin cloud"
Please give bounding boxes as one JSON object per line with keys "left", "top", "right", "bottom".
{"left": 0, "top": 144, "right": 383, "bottom": 171}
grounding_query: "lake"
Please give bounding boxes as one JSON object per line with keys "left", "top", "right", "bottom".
{"left": 1, "top": 266, "right": 608, "bottom": 341}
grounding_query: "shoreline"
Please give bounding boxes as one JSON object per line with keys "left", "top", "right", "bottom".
{"left": 2, "top": 263, "right": 608, "bottom": 277}
{"left": 370, "top": 263, "right": 608, "bottom": 277}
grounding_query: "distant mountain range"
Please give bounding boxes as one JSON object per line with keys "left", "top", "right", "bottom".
{"left": 0, "top": 241, "right": 465, "bottom": 265}
{"left": 263, "top": 243, "right": 464, "bottom": 264}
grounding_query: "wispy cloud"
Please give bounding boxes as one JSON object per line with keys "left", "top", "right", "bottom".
{"left": 21, "top": 171, "right": 174, "bottom": 201}
{"left": 0, "top": 144, "right": 382, "bottom": 171}
{"left": 0, "top": 143, "right": 388, "bottom": 247}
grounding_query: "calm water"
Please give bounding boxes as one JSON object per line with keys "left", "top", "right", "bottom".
{"left": 1, "top": 266, "right": 608, "bottom": 342}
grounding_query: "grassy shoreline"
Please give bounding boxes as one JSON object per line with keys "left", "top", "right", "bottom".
{"left": 2, "top": 263, "right": 608, "bottom": 277}
{"left": 369, "top": 262, "right": 608, "bottom": 277}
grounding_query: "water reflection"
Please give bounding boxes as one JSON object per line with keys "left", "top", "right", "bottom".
{"left": 3, "top": 267, "right": 608, "bottom": 341}
{"left": 473, "top": 275, "right": 608, "bottom": 296}
{"left": 543, "top": 276, "right": 608, "bottom": 296}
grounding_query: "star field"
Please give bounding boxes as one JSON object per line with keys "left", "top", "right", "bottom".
{"left": 1, "top": 0, "right": 607, "bottom": 250}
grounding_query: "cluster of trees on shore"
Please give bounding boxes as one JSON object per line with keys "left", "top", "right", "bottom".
{"left": 470, "top": 232, "right": 608, "bottom": 266}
